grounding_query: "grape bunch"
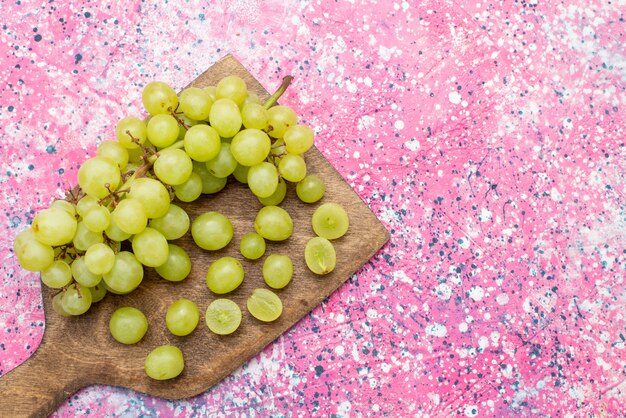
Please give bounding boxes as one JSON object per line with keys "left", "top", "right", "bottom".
{"left": 12, "top": 73, "right": 350, "bottom": 380}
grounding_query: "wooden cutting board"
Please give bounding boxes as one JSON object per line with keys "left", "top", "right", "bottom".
{"left": 0, "top": 55, "right": 389, "bottom": 418}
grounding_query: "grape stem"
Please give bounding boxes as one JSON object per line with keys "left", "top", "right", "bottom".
{"left": 263, "top": 76, "right": 294, "bottom": 109}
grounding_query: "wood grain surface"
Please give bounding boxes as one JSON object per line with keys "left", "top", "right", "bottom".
{"left": 0, "top": 55, "right": 390, "bottom": 418}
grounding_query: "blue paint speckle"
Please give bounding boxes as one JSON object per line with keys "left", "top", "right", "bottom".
{"left": 46, "top": 145, "right": 56, "bottom": 154}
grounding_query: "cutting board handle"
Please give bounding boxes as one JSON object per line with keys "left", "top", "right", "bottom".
{"left": 0, "top": 340, "right": 81, "bottom": 418}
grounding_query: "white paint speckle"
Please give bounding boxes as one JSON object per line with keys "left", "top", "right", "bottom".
{"left": 468, "top": 286, "right": 485, "bottom": 301}
{"left": 426, "top": 323, "right": 447, "bottom": 337}
{"left": 394, "top": 119, "right": 405, "bottom": 130}
{"left": 449, "top": 91, "right": 462, "bottom": 104}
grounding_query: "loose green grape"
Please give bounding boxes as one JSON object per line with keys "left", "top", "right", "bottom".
{"left": 116, "top": 116, "right": 147, "bottom": 149}
{"left": 142, "top": 81, "right": 179, "bottom": 115}
{"left": 230, "top": 129, "right": 271, "bottom": 167}
{"left": 132, "top": 227, "right": 169, "bottom": 267}
{"left": 247, "top": 288, "right": 283, "bottom": 322}
{"left": 154, "top": 148, "right": 193, "bottom": 186}
{"left": 247, "top": 162, "right": 279, "bottom": 198}
{"left": 267, "top": 105, "right": 298, "bottom": 139}
{"left": 205, "top": 298, "right": 242, "bottom": 335}
{"left": 241, "top": 103, "right": 269, "bottom": 130}
{"left": 146, "top": 113, "right": 180, "bottom": 148}
{"left": 71, "top": 256, "right": 102, "bottom": 287}
{"left": 83, "top": 205, "right": 111, "bottom": 233}
{"left": 184, "top": 125, "right": 221, "bottom": 162}
{"left": 73, "top": 221, "right": 104, "bottom": 252}
{"left": 89, "top": 283, "right": 107, "bottom": 303}
{"left": 179, "top": 87, "right": 213, "bottom": 120}
{"left": 84, "top": 242, "right": 116, "bottom": 276}
{"left": 109, "top": 306, "right": 148, "bottom": 344}
{"left": 209, "top": 98, "right": 242, "bottom": 138}
{"left": 254, "top": 205, "right": 293, "bottom": 241}
{"left": 296, "top": 175, "right": 325, "bottom": 203}
{"left": 103, "top": 251, "right": 144, "bottom": 294}
{"left": 191, "top": 211, "right": 233, "bottom": 251}
{"left": 41, "top": 260, "right": 73, "bottom": 288}
{"left": 239, "top": 232, "right": 266, "bottom": 260}
{"left": 78, "top": 156, "right": 121, "bottom": 199}
{"left": 283, "top": 124, "right": 314, "bottom": 154}
{"left": 206, "top": 256, "right": 244, "bottom": 294}
{"left": 205, "top": 142, "right": 237, "bottom": 178}
{"left": 304, "top": 237, "right": 336, "bottom": 275}
{"left": 148, "top": 204, "right": 190, "bottom": 240}
{"left": 216, "top": 75, "right": 248, "bottom": 108}
{"left": 61, "top": 283, "right": 93, "bottom": 316}
{"left": 173, "top": 172, "right": 203, "bottom": 202}
{"left": 96, "top": 140, "right": 129, "bottom": 170}
{"left": 111, "top": 198, "right": 147, "bottom": 235}
{"left": 155, "top": 244, "right": 191, "bottom": 282}
{"left": 128, "top": 177, "right": 171, "bottom": 219}
{"left": 145, "top": 345, "right": 184, "bottom": 381}
{"left": 166, "top": 299, "right": 199, "bottom": 336}
{"left": 32, "top": 207, "right": 77, "bottom": 247}
{"left": 278, "top": 153, "right": 307, "bottom": 183}
{"left": 193, "top": 161, "right": 228, "bottom": 194}
{"left": 312, "top": 203, "right": 350, "bottom": 240}
{"left": 258, "top": 178, "right": 286, "bottom": 206}
{"left": 49, "top": 199, "right": 76, "bottom": 217}
{"left": 263, "top": 254, "right": 293, "bottom": 289}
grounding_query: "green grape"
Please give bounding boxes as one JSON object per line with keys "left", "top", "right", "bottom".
{"left": 52, "top": 292, "right": 71, "bottom": 317}
{"left": 193, "top": 161, "right": 228, "bottom": 194}
{"left": 216, "top": 75, "right": 248, "bottom": 108}
{"left": 239, "top": 232, "right": 266, "bottom": 260}
{"left": 312, "top": 202, "right": 349, "bottom": 240}
{"left": 267, "top": 105, "right": 298, "bottom": 139}
{"left": 203, "top": 85, "right": 217, "bottom": 102}
{"left": 78, "top": 156, "right": 122, "bottom": 199}
{"left": 254, "top": 205, "right": 293, "bottom": 241}
{"left": 104, "top": 216, "right": 132, "bottom": 242}
{"left": 32, "top": 207, "right": 77, "bottom": 246}
{"left": 262, "top": 254, "right": 293, "bottom": 289}
{"left": 184, "top": 125, "right": 221, "bottom": 162}
{"left": 142, "top": 81, "right": 179, "bottom": 115}
{"left": 116, "top": 116, "right": 147, "bottom": 149}
{"left": 176, "top": 114, "right": 201, "bottom": 141}
{"left": 71, "top": 256, "right": 102, "bottom": 287}
{"left": 258, "top": 178, "right": 286, "bottom": 206}
{"left": 13, "top": 227, "right": 36, "bottom": 252}
{"left": 230, "top": 129, "right": 271, "bottom": 167}
{"left": 128, "top": 177, "right": 171, "bottom": 219}
{"left": 146, "top": 113, "right": 180, "bottom": 148}
{"left": 296, "top": 175, "right": 325, "bottom": 203}
{"left": 173, "top": 172, "right": 202, "bottom": 202}
{"left": 244, "top": 91, "right": 260, "bottom": 106}
{"left": 109, "top": 306, "right": 148, "bottom": 344}
{"left": 73, "top": 221, "right": 104, "bottom": 252}
{"left": 278, "top": 153, "right": 307, "bottom": 183}
{"left": 132, "top": 227, "right": 169, "bottom": 267}
{"left": 247, "top": 288, "right": 283, "bottom": 322}
{"left": 283, "top": 124, "right": 314, "bottom": 154}
{"left": 61, "top": 283, "right": 93, "bottom": 316}
{"left": 205, "top": 142, "right": 237, "bottom": 178}
{"left": 232, "top": 164, "right": 249, "bottom": 184}
{"left": 166, "top": 298, "right": 199, "bottom": 336}
{"left": 49, "top": 199, "right": 76, "bottom": 217}
{"left": 84, "top": 242, "right": 116, "bottom": 275}
{"left": 179, "top": 87, "right": 213, "bottom": 120}
{"left": 304, "top": 236, "right": 336, "bottom": 275}
{"left": 247, "top": 162, "right": 279, "bottom": 198}
{"left": 96, "top": 140, "right": 129, "bottom": 170}
{"left": 83, "top": 205, "right": 111, "bottom": 233}
{"left": 205, "top": 298, "right": 242, "bottom": 335}
{"left": 209, "top": 98, "right": 242, "bottom": 138}
{"left": 102, "top": 251, "right": 144, "bottom": 294}
{"left": 154, "top": 148, "right": 193, "bottom": 186}
{"left": 89, "top": 283, "right": 107, "bottom": 303}
{"left": 41, "top": 260, "right": 73, "bottom": 288}
{"left": 111, "top": 198, "right": 147, "bottom": 235}
{"left": 76, "top": 195, "right": 99, "bottom": 217}
{"left": 206, "top": 256, "right": 244, "bottom": 294}
{"left": 155, "top": 244, "right": 192, "bottom": 282}
{"left": 14, "top": 229, "right": 54, "bottom": 271}
{"left": 191, "top": 211, "right": 233, "bottom": 251}
{"left": 127, "top": 145, "right": 146, "bottom": 163}
{"left": 148, "top": 204, "right": 190, "bottom": 240}
{"left": 242, "top": 103, "right": 270, "bottom": 130}
{"left": 144, "top": 345, "right": 185, "bottom": 380}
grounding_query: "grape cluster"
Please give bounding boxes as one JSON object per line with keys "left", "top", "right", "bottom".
{"left": 13, "top": 74, "right": 350, "bottom": 380}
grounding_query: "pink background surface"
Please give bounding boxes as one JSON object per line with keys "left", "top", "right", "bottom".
{"left": 1, "top": 0, "right": 625, "bottom": 416}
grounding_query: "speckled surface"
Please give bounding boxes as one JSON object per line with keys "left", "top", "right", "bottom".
{"left": 1, "top": 0, "right": 625, "bottom": 416}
